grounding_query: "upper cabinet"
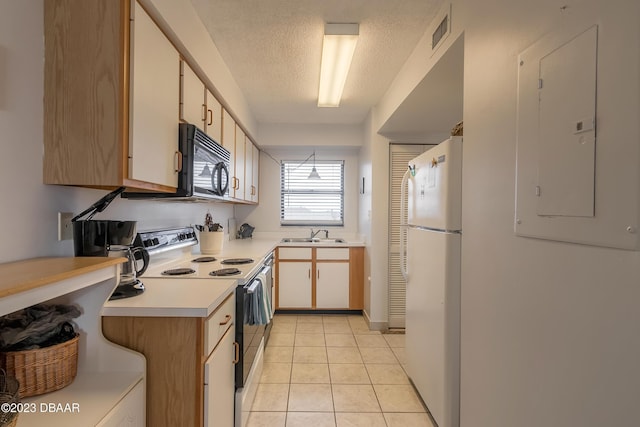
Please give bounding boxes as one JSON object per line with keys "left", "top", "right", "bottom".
{"left": 222, "top": 108, "right": 237, "bottom": 194}
{"left": 43, "top": 0, "right": 259, "bottom": 202}
{"left": 234, "top": 124, "right": 247, "bottom": 201}
{"left": 246, "top": 138, "right": 260, "bottom": 203}
{"left": 44, "top": 0, "right": 180, "bottom": 191}
{"left": 180, "top": 61, "right": 206, "bottom": 131}
{"left": 180, "top": 61, "right": 222, "bottom": 143}
{"left": 221, "top": 108, "right": 260, "bottom": 204}
{"left": 205, "top": 90, "right": 223, "bottom": 143}
{"left": 129, "top": 2, "right": 180, "bottom": 188}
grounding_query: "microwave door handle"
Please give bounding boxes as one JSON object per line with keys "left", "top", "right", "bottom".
{"left": 209, "top": 163, "right": 224, "bottom": 196}
{"left": 219, "top": 162, "right": 230, "bottom": 195}
{"left": 207, "top": 162, "right": 229, "bottom": 196}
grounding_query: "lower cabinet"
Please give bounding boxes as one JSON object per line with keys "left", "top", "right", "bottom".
{"left": 316, "top": 262, "right": 350, "bottom": 308}
{"left": 204, "top": 327, "right": 235, "bottom": 427}
{"left": 276, "top": 246, "right": 364, "bottom": 310}
{"left": 102, "top": 293, "right": 236, "bottom": 427}
{"left": 278, "top": 261, "right": 312, "bottom": 308}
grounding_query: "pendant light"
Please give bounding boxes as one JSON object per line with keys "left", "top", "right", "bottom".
{"left": 308, "top": 151, "right": 321, "bottom": 179}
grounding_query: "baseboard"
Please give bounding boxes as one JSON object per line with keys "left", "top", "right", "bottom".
{"left": 362, "top": 310, "right": 388, "bottom": 332}
{"left": 274, "top": 309, "right": 363, "bottom": 315}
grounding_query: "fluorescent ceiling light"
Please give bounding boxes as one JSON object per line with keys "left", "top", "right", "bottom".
{"left": 318, "top": 23, "right": 359, "bottom": 108}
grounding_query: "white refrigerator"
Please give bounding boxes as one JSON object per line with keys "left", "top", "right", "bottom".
{"left": 401, "top": 137, "right": 462, "bottom": 427}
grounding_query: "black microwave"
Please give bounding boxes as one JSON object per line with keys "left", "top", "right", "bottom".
{"left": 124, "top": 124, "right": 230, "bottom": 201}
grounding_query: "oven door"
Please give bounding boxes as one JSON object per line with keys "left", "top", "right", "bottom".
{"left": 235, "top": 280, "right": 266, "bottom": 388}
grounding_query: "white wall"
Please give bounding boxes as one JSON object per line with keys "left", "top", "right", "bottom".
{"left": 235, "top": 123, "right": 362, "bottom": 237}
{"left": 358, "top": 114, "right": 374, "bottom": 318}
{"left": 0, "top": 0, "right": 234, "bottom": 263}
{"left": 258, "top": 123, "right": 363, "bottom": 148}
{"left": 367, "top": 0, "right": 640, "bottom": 425}
{"left": 458, "top": 1, "right": 640, "bottom": 425}
{"left": 143, "top": 0, "right": 257, "bottom": 139}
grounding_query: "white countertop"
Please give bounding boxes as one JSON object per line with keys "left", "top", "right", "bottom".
{"left": 102, "top": 277, "right": 237, "bottom": 317}
{"left": 101, "top": 237, "right": 364, "bottom": 318}
{"left": 276, "top": 241, "right": 365, "bottom": 247}
{"left": 102, "top": 238, "right": 280, "bottom": 318}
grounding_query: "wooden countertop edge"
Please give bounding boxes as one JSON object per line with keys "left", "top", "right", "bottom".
{"left": 0, "top": 257, "right": 126, "bottom": 299}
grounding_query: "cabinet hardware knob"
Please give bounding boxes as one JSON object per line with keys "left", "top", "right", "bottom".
{"left": 233, "top": 342, "right": 240, "bottom": 364}
{"left": 219, "top": 314, "right": 232, "bottom": 326}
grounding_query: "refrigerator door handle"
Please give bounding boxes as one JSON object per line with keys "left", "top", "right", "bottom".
{"left": 400, "top": 169, "right": 410, "bottom": 281}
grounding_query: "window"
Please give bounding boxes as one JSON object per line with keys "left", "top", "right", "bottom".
{"left": 280, "top": 160, "right": 344, "bottom": 226}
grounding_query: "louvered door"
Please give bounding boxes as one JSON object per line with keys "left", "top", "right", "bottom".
{"left": 388, "top": 144, "right": 432, "bottom": 328}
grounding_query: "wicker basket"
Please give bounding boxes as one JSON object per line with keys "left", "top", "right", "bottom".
{"left": 0, "top": 334, "right": 79, "bottom": 398}
{"left": 0, "top": 369, "right": 19, "bottom": 427}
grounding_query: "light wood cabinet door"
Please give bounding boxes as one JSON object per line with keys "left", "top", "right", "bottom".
{"left": 316, "top": 262, "right": 350, "bottom": 309}
{"left": 252, "top": 143, "right": 260, "bottom": 203}
{"left": 244, "top": 138, "right": 253, "bottom": 201}
{"left": 180, "top": 60, "right": 206, "bottom": 128}
{"left": 44, "top": 0, "right": 179, "bottom": 191}
{"left": 234, "top": 124, "right": 246, "bottom": 200}
{"left": 278, "top": 262, "right": 312, "bottom": 308}
{"left": 222, "top": 109, "right": 236, "bottom": 197}
{"left": 205, "top": 90, "right": 222, "bottom": 143}
{"left": 203, "top": 327, "right": 235, "bottom": 427}
{"left": 129, "top": 1, "right": 180, "bottom": 188}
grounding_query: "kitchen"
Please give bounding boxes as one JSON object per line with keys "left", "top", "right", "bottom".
{"left": 1, "top": 0, "right": 640, "bottom": 427}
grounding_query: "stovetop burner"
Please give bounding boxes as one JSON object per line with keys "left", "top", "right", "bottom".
{"left": 209, "top": 268, "right": 241, "bottom": 277}
{"left": 192, "top": 256, "right": 217, "bottom": 263}
{"left": 221, "top": 258, "right": 254, "bottom": 265}
{"left": 162, "top": 267, "right": 196, "bottom": 276}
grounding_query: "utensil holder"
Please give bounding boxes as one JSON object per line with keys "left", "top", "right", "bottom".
{"left": 200, "top": 231, "right": 224, "bottom": 255}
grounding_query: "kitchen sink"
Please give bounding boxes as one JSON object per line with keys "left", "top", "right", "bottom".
{"left": 280, "top": 237, "right": 347, "bottom": 244}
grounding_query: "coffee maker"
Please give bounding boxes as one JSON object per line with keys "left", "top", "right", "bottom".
{"left": 72, "top": 187, "right": 148, "bottom": 300}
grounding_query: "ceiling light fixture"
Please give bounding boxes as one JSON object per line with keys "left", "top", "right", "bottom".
{"left": 308, "top": 150, "right": 321, "bottom": 179}
{"left": 317, "top": 23, "right": 359, "bottom": 108}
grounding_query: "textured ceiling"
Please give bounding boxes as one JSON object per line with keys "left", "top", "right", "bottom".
{"left": 190, "top": 0, "right": 444, "bottom": 125}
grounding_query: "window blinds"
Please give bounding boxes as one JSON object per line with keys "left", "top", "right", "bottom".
{"left": 280, "top": 160, "right": 344, "bottom": 226}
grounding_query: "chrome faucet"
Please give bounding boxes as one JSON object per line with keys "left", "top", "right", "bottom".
{"left": 310, "top": 228, "right": 329, "bottom": 239}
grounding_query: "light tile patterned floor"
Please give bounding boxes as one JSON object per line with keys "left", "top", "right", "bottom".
{"left": 247, "top": 314, "right": 436, "bottom": 427}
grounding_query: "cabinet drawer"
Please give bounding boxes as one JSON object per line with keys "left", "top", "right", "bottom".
{"left": 278, "top": 247, "right": 312, "bottom": 260}
{"left": 204, "top": 293, "right": 235, "bottom": 356}
{"left": 316, "top": 248, "right": 350, "bottom": 260}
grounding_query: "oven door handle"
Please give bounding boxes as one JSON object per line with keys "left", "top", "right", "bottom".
{"left": 246, "top": 279, "right": 261, "bottom": 294}
{"left": 233, "top": 341, "right": 240, "bottom": 364}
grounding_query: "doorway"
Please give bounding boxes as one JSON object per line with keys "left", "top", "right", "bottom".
{"left": 387, "top": 144, "right": 433, "bottom": 329}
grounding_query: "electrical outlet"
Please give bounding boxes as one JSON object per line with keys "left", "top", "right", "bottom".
{"left": 58, "top": 212, "right": 74, "bottom": 241}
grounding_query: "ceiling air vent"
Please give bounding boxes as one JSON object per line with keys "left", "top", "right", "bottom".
{"left": 432, "top": 14, "right": 449, "bottom": 50}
